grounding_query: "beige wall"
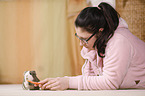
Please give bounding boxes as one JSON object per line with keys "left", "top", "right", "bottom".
{"left": 0, "top": 0, "right": 85, "bottom": 84}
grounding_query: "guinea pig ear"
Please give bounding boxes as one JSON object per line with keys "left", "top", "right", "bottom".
{"left": 23, "top": 71, "right": 28, "bottom": 75}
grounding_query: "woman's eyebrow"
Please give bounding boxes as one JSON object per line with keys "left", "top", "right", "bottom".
{"left": 79, "top": 36, "right": 87, "bottom": 40}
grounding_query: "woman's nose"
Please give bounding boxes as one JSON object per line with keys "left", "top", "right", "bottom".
{"left": 80, "top": 40, "right": 84, "bottom": 46}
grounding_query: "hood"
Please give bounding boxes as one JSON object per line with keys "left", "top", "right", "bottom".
{"left": 118, "top": 17, "right": 128, "bottom": 29}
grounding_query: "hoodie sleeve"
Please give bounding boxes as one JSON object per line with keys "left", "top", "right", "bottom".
{"left": 69, "top": 31, "right": 132, "bottom": 90}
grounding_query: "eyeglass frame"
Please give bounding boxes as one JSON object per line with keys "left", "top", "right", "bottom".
{"left": 75, "top": 32, "right": 96, "bottom": 44}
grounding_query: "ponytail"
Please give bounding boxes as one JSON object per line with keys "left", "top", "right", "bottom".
{"left": 94, "top": 2, "right": 120, "bottom": 58}
{"left": 98, "top": 2, "right": 120, "bottom": 32}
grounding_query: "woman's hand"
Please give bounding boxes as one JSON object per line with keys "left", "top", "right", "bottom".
{"left": 37, "top": 77, "right": 69, "bottom": 90}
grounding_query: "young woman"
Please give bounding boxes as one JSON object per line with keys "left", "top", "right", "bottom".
{"left": 36, "top": 2, "right": 145, "bottom": 90}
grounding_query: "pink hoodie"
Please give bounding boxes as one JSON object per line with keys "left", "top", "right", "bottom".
{"left": 68, "top": 18, "right": 145, "bottom": 90}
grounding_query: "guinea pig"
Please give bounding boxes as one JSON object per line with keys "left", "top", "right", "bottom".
{"left": 22, "top": 71, "right": 40, "bottom": 90}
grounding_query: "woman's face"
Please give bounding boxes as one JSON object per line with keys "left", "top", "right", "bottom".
{"left": 75, "top": 27, "right": 97, "bottom": 50}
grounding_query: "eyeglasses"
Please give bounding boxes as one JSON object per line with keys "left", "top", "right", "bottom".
{"left": 75, "top": 32, "right": 96, "bottom": 44}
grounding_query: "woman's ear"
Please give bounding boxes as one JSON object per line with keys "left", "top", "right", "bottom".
{"left": 99, "top": 28, "right": 104, "bottom": 32}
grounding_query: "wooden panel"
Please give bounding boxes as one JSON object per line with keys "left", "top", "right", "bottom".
{"left": 116, "top": 0, "right": 145, "bottom": 42}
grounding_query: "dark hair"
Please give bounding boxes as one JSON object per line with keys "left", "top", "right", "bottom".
{"left": 75, "top": 2, "right": 120, "bottom": 58}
